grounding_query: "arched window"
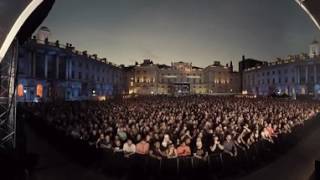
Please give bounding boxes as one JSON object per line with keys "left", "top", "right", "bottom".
{"left": 36, "top": 84, "right": 43, "bottom": 97}
{"left": 17, "top": 84, "right": 24, "bottom": 97}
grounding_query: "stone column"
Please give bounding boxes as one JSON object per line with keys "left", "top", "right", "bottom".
{"left": 44, "top": 54, "right": 48, "bottom": 79}
{"left": 296, "top": 66, "right": 299, "bottom": 85}
{"left": 69, "top": 58, "right": 72, "bottom": 80}
{"left": 56, "top": 55, "right": 60, "bottom": 79}
{"left": 314, "top": 65, "right": 317, "bottom": 84}
{"left": 65, "top": 58, "right": 69, "bottom": 80}
{"left": 32, "top": 52, "right": 36, "bottom": 78}
{"left": 305, "top": 65, "right": 308, "bottom": 84}
{"left": 28, "top": 52, "right": 32, "bottom": 77}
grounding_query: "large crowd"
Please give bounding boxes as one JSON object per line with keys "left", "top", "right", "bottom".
{"left": 28, "top": 96, "right": 320, "bottom": 162}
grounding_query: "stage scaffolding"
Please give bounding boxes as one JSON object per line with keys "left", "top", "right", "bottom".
{"left": 0, "top": 40, "right": 17, "bottom": 150}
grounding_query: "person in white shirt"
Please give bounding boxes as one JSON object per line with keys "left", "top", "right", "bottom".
{"left": 123, "top": 139, "right": 136, "bottom": 157}
{"left": 161, "top": 134, "right": 172, "bottom": 149}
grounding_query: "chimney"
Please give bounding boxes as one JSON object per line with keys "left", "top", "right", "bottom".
{"left": 101, "top": 58, "right": 107, "bottom": 63}
{"left": 55, "top": 40, "right": 60, "bottom": 47}
{"left": 83, "top": 51, "right": 88, "bottom": 57}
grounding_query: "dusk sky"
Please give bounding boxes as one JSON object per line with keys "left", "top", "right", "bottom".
{"left": 40, "top": 0, "right": 320, "bottom": 70}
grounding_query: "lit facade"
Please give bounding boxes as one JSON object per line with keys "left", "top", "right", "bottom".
{"left": 127, "top": 60, "right": 241, "bottom": 95}
{"left": 17, "top": 29, "right": 320, "bottom": 100}
{"left": 204, "top": 62, "right": 240, "bottom": 94}
{"left": 16, "top": 29, "right": 123, "bottom": 102}
{"left": 243, "top": 41, "right": 320, "bottom": 97}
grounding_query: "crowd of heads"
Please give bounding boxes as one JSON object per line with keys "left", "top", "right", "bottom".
{"left": 30, "top": 95, "right": 320, "bottom": 160}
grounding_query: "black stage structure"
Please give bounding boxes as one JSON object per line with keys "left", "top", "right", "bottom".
{"left": 296, "top": 0, "right": 320, "bottom": 31}
{"left": 0, "top": 0, "right": 55, "bottom": 179}
{"left": 296, "top": 0, "right": 320, "bottom": 177}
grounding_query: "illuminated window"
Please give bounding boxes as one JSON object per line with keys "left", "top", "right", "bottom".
{"left": 36, "top": 84, "right": 43, "bottom": 97}
{"left": 17, "top": 84, "right": 24, "bottom": 97}
{"left": 301, "top": 87, "right": 306, "bottom": 95}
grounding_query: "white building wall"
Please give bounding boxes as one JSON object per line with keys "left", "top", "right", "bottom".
{"left": 243, "top": 58, "right": 320, "bottom": 97}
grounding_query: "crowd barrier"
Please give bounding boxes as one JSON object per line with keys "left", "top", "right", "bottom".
{"left": 19, "top": 106, "right": 320, "bottom": 178}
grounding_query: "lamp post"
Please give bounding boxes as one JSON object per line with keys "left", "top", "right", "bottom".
{"left": 23, "top": 89, "right": 27, "bottom": 102}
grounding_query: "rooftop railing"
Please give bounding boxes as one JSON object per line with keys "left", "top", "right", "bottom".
{"left": 29, "top": 37, "right": 120, "bottom": 68}
{"left": 244, "top": 54, "right": 320, "bottom": 72}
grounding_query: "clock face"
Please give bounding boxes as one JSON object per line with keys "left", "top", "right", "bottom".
{"left": 0, "top": 0, "right": 44, "bottom": 61}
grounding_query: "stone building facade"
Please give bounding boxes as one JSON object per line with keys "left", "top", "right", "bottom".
{"left": 126, "top": 60, "right": 241, "bottom": 95}
{"left": 16, "top": 27, "right": 123, "bottom": 102}
{"left": 242, "top": 40, "right": 320, "bottom": 97}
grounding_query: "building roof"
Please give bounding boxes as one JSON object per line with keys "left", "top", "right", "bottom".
{"left": 192, "top": 66, "right": 203, "bottom": 70}
{"left": 157, "top": 64, "right": 171, "bottom": 69}
{"left": 242, "top": 58, "right": 263, "bottom": 63}
{"left": 122, "top": 65, "right": 135, "bottom": 71}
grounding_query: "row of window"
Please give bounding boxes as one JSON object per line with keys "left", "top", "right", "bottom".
{"left": 132, "top": 77, "right": 234, "bottom": 84}
{"left": 255, "top": 77, "right": 296, "bottom": 86}
{"left": 213, "top": 79, "right": 232, "bottom": 84}
{"left": 254, "top": 65, "right": 320, "bottom": 78}
{"left": 17, "top": 84, "right": 43, "bottom": 97}
{"left": 135, "top": 77, "right": 156, "bottom": 83}
{"left": 73, "top": 61, "right": 111, "bottom": 73}
{"left": 159, "top": 78, "right": 202, "bottom": 84}
{"left": 160, "top": 73, "right": 202, "bottom": 76}
{"left": 136, "top": 85, "right": 206, "bottom": 89}
{"left": 70, "top": 71, "right": 120, "bottom": 83}
{"left": 247, "top": 76, "right": 320, "bottom": 86}
{"left": 256, "top": 68, "right": 293, "bottom": 77}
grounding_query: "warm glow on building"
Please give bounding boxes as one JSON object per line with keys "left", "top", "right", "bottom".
{"left": 125, "top": 60, "right": 240, "bottom": 95}
{"left": 17, "top": 84, "right": 24, "bottom": 97}
{"left": 36, "top": 84, "right": 43, "bottom": 97}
